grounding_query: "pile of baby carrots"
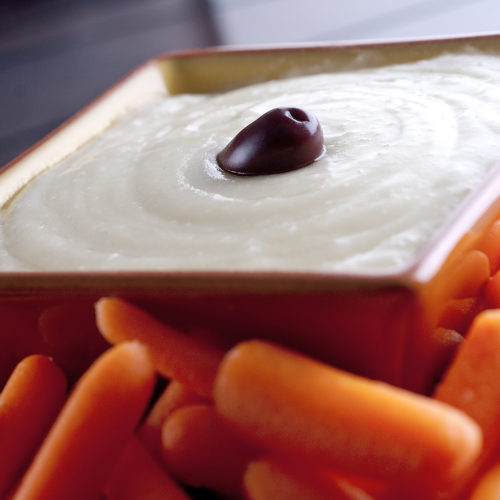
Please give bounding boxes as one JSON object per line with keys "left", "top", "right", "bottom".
{"left": 5, "top": 289, "right": 500, "bottom": 499}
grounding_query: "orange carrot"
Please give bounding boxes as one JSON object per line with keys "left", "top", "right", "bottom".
{"left": 161, "top": 404, "right": 258, "bottom": 497}
{"left": 13, "top": 342, "right": 155, "bottom": 500}
{"left": 214, "top": 340, "right": 482, "bottom": 489}
{"left": 478, "top": 219, "right": 500, "bottom": 275}
{"left": 95, "top": 298, "right": 223, "bottom": 398}
{"left": 104, "top": 436, "right": 191, "bottom": 500}
{"left": 485, "top": 270, "right": 500, "bottom": 308}
{"left": 430, "top": 250, "right": 490, "bottom": 308}
{"left": 139, "top": 380, "right": 209, "bottom": 460}
{"left": 437, "top": 297, "right": 484, "bottom": 335}
{"left": 432, "top": 309, "right": 500, "bottom": 497}
{"left": 470, "top": 461, "right": 500, "bottom": 500}
{"left": 422, "top": 328, "right": 464, "bottom": 394}
{"left": 434, "top": 309, "right": 500, "bottom": 459}
{"left": 452, "top": 249, "right": 490, "bottom": 299}
{"left": 0, "top": 355, "right": 67, "bottom": 498}
{"left": 243, "top": 457, "right": 373, "bottom": 500}
{"left": 39, "top": 303, "right": 110, "bottom": 384}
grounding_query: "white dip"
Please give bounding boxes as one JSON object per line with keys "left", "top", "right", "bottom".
{"left": 2, "top": 52, "right": 500, "bottom": 272}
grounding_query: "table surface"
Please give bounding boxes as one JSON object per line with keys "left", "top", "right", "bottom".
{"left": 1, "top": 0, "right": 500, "bottom": 167}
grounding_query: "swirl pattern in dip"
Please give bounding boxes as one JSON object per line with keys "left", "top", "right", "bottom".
{"left": 2, "top": 52, "right": 500, "bottom": 272}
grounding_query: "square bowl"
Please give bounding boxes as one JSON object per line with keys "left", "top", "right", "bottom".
{"left": 3, "top": 33, "right": 500, "bottom": 393}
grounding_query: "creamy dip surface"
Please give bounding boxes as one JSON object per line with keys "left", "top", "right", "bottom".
{"left": 2, "top": 51, "right": 500, "bottom": 272}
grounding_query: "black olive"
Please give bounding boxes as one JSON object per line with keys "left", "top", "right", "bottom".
{"left": 216, "top": 107, "right": 324, "bottom": 176}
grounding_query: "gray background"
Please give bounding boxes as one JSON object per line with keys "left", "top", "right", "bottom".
{"left": 1, "top": 0, "right": 500, "bottom": 167}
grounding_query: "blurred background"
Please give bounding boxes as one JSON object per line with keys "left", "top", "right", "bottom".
{"left": 1, "top": 0, "right": 500, "bottom": 167}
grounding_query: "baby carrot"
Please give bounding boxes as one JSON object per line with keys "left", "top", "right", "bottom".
{"left": 470, "top": 461, "right": 500, "bottom": 500}
{"left": 434, "top": 309, "right": 500, "bottom": 459}
{"left": 139, "top": 380, "right": 209, "bottom": 460}
{"left": 0, "top": 355, "right": 67, "bottom": 498}
{"left": 13, "top": 341, "right": 155, "bottom": 500}
{"left": 161, "top": 404, "right": 258, "bottom": 497}
{"left": 95, "top": 298, "right": 223, "bottom": 398}
{"left": 421, "top": 328, "right": 464, "bottom": 395}
{"left": 214, "top": 340, "right": 482, "bottom": 488}
{"left": 478, "top": 219, "right": 500, "bottom": 275}
{"left": 437, "top": 297, "right": 484, "bottom": 334}
{"left": 432, "top": 309, "right": 500, "bottom": 498}
{"left": 430, "top": 250, "right": 490, "bottom": 308}
{"left": 243, "top": 457, "right": 373, "bottom": 500}
{"left": 104, "top": 436, "right": 191, "bottom": 500}
{"left": 485, "top": 270, "right": 500, "bottom": 308}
